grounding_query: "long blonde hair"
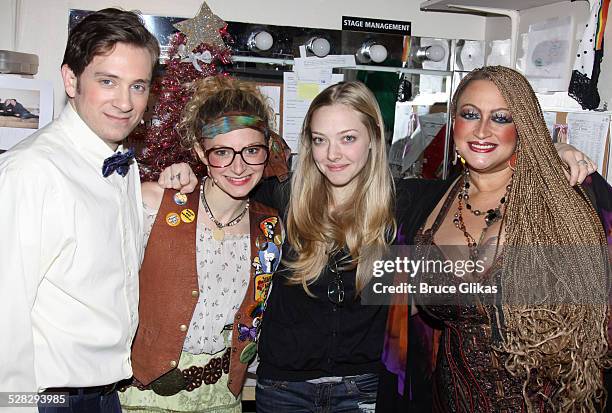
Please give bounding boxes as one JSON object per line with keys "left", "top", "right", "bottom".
{"left": 285, "top": 81, "right": 396, "bottom": 295}
{"left": 453, "top": 66, "right": 609, "bottom": 412}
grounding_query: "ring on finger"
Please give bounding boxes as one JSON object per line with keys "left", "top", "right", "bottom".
{"left": 577, "top": 159, "right": 588, "bottom": 166}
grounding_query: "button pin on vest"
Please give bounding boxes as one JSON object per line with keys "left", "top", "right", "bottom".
{"left": 169, "top": 360, "right": 177, "bottom": 368}
{"left": 179, "top": 324, "right": 188, "bottom": 332}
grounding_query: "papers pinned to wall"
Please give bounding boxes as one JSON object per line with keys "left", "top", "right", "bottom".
{"left": 566, "top": 111, "right": 610, "bottom": 173}
{"left": 524, "top": 17, "right": 573, "bottom": 92}
{"left": 282, "top": 71, "right": 344, "bottom": 153}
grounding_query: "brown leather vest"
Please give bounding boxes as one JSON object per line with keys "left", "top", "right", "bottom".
{"left": 131, "top": 189, "right": 283, "bottom": 397}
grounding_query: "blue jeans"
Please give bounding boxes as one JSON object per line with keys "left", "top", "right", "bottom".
{"left": 38, "top": 390, "right": 121, "bottom": 413}
{"left": 256, "top": 373, "right": 378, "bottom": 413}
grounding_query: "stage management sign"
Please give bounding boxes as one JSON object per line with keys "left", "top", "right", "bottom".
{"left": 342, "top": 16, "right": 411, "bottom": 36}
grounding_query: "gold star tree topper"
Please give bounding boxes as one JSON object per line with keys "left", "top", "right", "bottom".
{"left": 174, "top": 2, "right": 227, "bottom": 52}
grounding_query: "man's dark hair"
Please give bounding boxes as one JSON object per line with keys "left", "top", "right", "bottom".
{"left": 61, "top": 8, "right": 160, "bottom": 77}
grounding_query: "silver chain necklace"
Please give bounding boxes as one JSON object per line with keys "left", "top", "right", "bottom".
{"left": 199, "top": 177, "right": 249, "bottom": 241}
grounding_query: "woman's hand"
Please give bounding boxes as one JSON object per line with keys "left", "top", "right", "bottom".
{"left": 555, "top": 143, "right": 596, "bottom": 186}
{"left": 158, "top": 163, "right": 198, "bottom": 193}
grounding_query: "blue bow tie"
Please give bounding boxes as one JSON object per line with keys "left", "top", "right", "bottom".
{"left": 102, "top": 149, "right": 135, "bottom": 177}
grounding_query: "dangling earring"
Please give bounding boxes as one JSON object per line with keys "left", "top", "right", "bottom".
{"left": 455, "top": 150, "right": 466, "bottom": 166}
{"left": 507, "top": 153, "right": 516, "bottom": 172}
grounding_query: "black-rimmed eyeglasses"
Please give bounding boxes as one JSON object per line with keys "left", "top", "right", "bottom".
{"left": 205, "top": 145, "right": 269, "bottom": 168}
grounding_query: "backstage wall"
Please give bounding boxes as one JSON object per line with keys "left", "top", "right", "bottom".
{"left": 1, "top": 0, "right": 486, "bottom": 116}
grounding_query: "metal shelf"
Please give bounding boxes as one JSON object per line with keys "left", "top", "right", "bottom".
{"left": 231, "top": 56, "right": 295, "bottom": 66}
{"left": 420, "top": 0, "right": 580, "bottom": 13}
{"left": 230, "top": 56, "right": 452, "bottom": 76}
{"left": 419, "top": 0, "right": 589, "bottom": 70}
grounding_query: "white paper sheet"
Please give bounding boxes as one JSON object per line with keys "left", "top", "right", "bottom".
{"left": 525, "top": 17, "right": 573, "bottom": 92}
{"left": 566, "top": 112, "right": 610, "bottom": 172}
{"left": 282, "top": 72, "right": 344, "bottom": 153}
{"left": 293, "top": 55, "right": 356, "bottom": 72}
{"left": 392, "top": 102, "right": 415, "bottom": 145}
{"left": 487, "top": 39, "right": 511, "bottom": 67}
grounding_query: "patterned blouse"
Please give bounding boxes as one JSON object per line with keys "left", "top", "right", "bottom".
{"left": 143, "top": 202, "right": 251, "bottom": 355}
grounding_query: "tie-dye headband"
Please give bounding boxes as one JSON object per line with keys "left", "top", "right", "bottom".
{"left": 201, "top": 113, "right": 268, "bottom": 139}
{"left": 201, "top": 112, "right": 292, "bottom": 182}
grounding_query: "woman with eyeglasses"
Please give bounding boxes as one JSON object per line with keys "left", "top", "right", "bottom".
{"left": 160, "top": 80, "right": 594, "bottom": 412}
{"left": 118, "top": 76, "right": 290, "bottom": 413}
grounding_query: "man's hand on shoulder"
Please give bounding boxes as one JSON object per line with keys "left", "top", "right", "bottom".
{"left": 158, "top": 163, "right": 198, "bottom": 194}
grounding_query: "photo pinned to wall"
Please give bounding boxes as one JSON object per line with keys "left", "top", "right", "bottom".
{"left": 552, "top": 123, "right": 569, "bottom": 144}
{"left": 255, "top": 82, "right": 283, "bottom": 135}
{"left": 0, "top": 76, "right": 53, "bottom": 151}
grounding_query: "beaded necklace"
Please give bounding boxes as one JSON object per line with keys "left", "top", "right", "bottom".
{"left": 200, "top": 177, "right": 249, "bottom": 241}
{"left": 453, "top": 170, "right": 511, "bottom": 260}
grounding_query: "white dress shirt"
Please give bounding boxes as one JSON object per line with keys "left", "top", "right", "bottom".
{"left": 0, "top": 103, "right": 144, "bottom": 396}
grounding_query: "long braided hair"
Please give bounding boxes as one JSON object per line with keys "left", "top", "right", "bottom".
{"left": 452, "top": 66, "right": 610, "bottom": 412}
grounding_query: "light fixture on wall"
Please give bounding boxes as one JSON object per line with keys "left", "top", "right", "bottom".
{"left": 355, "top": 41, "right": 388, "bottom": 64}
{"left": 306, "top": 37, "right": 331, "bottom": 57}
{"left": 415, "top": 44, "right": 446, "bottom": 62}
{"left": 247, "top": 31, "right": 274, "bottom": 52}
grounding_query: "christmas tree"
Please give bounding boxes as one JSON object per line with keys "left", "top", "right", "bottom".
{"left": 137, "top": 2, "right": 232, "bottom": 181}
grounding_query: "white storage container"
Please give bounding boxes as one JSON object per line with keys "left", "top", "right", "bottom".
{"left": 0, "top": 50, "right": 38, "bottom": 75}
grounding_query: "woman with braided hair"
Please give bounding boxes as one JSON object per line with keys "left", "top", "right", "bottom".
{"left": 379, "top": 65, "right": 612, "bottom": 412}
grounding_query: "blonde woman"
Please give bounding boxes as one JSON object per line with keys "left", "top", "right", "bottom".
{"left": 252, "top": 81, "right": 395, "bottom": 412}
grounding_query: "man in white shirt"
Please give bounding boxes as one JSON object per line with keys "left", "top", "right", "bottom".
{"left": 0, "top": 9, "right": 159, "bottom": 413}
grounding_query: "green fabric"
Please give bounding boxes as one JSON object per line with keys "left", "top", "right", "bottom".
{"left": 357, "top": 70, "right": 401, "bottom": 133}
{"left": 120, "top": 331, "right": 241, "bottom": 413}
